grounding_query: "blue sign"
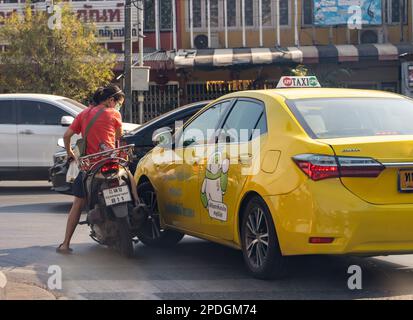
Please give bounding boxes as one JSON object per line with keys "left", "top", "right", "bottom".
{"left": 314, "top": 0, "right": 382, "bottom": 26}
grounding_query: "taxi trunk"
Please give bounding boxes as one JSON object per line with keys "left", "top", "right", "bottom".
{"left": 318, "top": 136, "right": 413, "bottom": 205}
{"left": 288, "top": 96, "right": 413, "bottom": 206}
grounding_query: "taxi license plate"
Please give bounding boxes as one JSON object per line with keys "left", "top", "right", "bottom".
{"left": 103, "top": 186, "right": 132, "bottom": 206}
{"left": 398, "top": 169, "right": 413, "bottom": 192}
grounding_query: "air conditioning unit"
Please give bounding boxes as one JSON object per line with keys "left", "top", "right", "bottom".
{"left": 194, "top": 33, "right": 221, "bottom": 49}
{"left": 359, "top": 28, "right": 384, "bottom": 44}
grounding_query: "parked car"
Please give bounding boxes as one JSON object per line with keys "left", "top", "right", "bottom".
{"left": 49, "top": 101, "right": 210, "bottom": 195}
{"left": 0, "top": 94, "right": 139, "bottom": 181}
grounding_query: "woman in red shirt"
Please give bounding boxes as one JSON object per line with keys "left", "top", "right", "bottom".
{"left": 57, "top": 85, "right": 125, "bottom": 254}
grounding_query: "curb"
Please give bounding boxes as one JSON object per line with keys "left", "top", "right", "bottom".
{"left": 0, "top": 271, "right": 7, "bottom": 300}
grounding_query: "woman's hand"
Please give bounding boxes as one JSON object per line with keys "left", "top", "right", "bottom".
{"left": 67, "top": 148, "right": 76, "bottom": 162}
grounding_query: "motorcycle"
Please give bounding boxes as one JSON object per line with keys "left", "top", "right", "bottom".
{"left": 77, "top": 144, "right": 149, "bottom": 257}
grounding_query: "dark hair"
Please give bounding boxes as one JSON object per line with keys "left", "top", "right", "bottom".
{"left": 92, "top": 84, "right": 125, "bottom": 105}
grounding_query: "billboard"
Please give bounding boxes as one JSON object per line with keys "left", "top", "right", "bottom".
{"left": 0, "top": 1, "right": 139, "bottom": 41}
{"left": 314, "top": 0, "right": 382, "bottom": 26}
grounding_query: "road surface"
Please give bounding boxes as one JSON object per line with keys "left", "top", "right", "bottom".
{"left": 1, "top": 181, "right": 413, "bottom": 300}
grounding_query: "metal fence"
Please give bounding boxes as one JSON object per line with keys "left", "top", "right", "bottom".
{"left": 132, "top": 80, "right": 279, "bottom": 123}
{"left": 132, "top": 82, "right": 180, "bottom": 123}
{"left": 185, "top": 80, "right": 279, "bottom": 103}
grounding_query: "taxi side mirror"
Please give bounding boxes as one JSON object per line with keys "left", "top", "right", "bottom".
{"left": 152, "top": 127, "right": 173, "bottom": 148}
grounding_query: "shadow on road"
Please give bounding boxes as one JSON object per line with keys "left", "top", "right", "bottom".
{"left": 1, "top": 238, "right": 413, "bottom": 299}
{"left": 0, "top": 186, "right": 55, "bottom": 196}
{"left": 0, "top": 202, "right": 72, "bottom": 214}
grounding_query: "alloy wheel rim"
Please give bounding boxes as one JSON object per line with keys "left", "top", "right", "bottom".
{"left": 245, "top": 207, "right": 269, "bottom": 268}
{"left": 143, "top": 190, "right": 162, "bottom": 240}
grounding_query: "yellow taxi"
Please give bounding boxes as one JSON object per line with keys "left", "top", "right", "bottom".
{"left": 134, "top": 77, "right": 413, "bottom": 279}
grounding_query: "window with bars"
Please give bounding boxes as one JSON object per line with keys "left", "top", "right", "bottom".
{"left": 245, "top": 0, "right": 254, "bottom": 26}
{"left": 207, "top": 0, "right": 220, "bottom": 28}
{"left": 227, "top": 0, "right": 237, "bottom": 27}
{"left": 187, "top": 0, "right": 290, "bottom": 31}
{"left": 262, "top": 0, "right": 272, "bottom": 26}
{"left": 385, "top": 0, "right": 408, "bottom": 24}
{"left": 144, "top": 0, "right": 173, "bottom": 31}
{"left": 302, "top": 0, "right": 313, "bottom": 26}
{"left": 279, "top": 0, "right": 289, "bottom": 26}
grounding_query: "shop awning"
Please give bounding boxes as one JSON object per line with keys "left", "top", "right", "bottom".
{"left": 174, "top": 44, "right": 413, "bottom": 69}
{"left": 115, "top": 50, "right": 175, "bottom": 71}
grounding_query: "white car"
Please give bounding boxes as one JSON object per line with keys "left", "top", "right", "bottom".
{"left": 0, "top": 93, "right": 139, "bottom": 181}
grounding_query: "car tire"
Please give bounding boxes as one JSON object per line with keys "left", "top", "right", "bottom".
{"left": 137, "top": 182, "right": 185, "bottom": 247}
{"left": 241, "top": 196, "right": 288, "bottom": 280}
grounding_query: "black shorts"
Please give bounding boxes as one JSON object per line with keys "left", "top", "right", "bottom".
{"left": 72, "top": 171, "right": 86, "bottom": 199}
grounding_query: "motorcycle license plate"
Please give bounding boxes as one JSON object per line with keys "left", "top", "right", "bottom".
{"left": 103, "top": 186, "right": 132, "bottom": 206}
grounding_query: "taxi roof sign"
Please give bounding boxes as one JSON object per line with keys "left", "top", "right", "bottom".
{"left": 277, "top": 76, "right": 321, "bottom": 88}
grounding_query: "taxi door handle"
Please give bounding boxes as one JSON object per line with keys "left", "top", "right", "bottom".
{"left": 239, "top": 153, "right": 252, "bottom": 165}
{"left": 191, "top": 149, "right": 200, "bottom": 165}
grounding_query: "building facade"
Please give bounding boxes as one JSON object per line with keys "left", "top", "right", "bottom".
{"left": 1, "top": 0, "right": 413, "bottom": 121}
{"left": 173, "top": 0, "right": 413, "bottom": 106}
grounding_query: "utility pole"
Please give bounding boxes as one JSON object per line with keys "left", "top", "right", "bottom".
{"left": 124, "top": 0, "right": 133, "bottom": 123}
{"left": 400, "top": 0, "right": 405, "bottom": 42}
{"left": 138, "top": 0, "right": 144, "bottom": 124}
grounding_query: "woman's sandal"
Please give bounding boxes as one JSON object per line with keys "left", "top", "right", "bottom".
{"left": 56, "top": 243, "right": 73, "bottom": 254}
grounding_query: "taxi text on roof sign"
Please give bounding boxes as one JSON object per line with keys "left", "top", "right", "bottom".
{"left": 277, "top": 76, "right": 321, "bottom": 88}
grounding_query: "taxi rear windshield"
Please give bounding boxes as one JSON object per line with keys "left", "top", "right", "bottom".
{"left": 286, "top": 97, "right": 413, "bottom": 139}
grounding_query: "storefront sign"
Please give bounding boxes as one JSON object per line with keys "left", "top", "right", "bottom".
{"left": 0, "top": 1, "right": 138, "bottom": 40}
{"left": 314, "top": 0, "right": 382, "bottom": 26}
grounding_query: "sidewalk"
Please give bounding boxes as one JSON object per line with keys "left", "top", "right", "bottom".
{"left": 0, "top": 270, "right": 59, "bottom": 300}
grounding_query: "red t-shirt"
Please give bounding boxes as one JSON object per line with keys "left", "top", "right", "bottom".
{"left": 70, "top": 105, "right": 122, "bottom": 155}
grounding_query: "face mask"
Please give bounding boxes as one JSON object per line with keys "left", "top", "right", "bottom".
{"left": 115, "top": 103, "right": 122, "bottom": 111}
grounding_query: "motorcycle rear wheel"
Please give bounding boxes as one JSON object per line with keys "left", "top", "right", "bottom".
{"left": 116, "top": 217, "right": 134, "bottom": 258}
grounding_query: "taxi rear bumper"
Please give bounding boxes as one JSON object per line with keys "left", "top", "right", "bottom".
{"left": 264, "top": 179, "right": 413, "bottom": 256}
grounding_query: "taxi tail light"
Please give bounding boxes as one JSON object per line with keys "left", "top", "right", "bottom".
{"left": 101, "top": 162, "right": 119, "bottom": 175}
{"left": 293, "top": 154, "right": 384, "bottom": 181}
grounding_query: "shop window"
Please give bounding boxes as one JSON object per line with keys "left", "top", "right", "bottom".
{"left": 144, "top": 0, "right": 173, "bottom": 31}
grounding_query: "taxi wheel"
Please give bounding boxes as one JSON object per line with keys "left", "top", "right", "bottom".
{"left": 241, "top": 196, "right": 287, "bottom": 280}
{"left": 137, "top": 182, "right": 185, "bottom": 247}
